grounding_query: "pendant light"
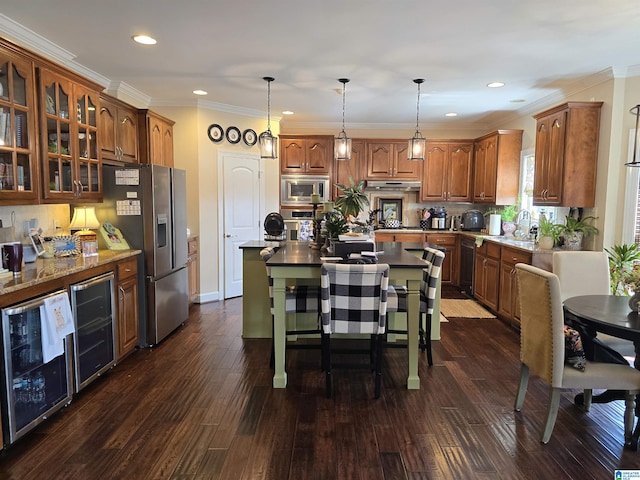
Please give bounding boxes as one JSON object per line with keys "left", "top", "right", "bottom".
{"left": 334, "top": 78, "right": 352, "bottom": 161}
{"left": 625, "top": 104, "right": 640, "bottom": 167}
{"left": 259, "top": 76, "right": 278, "bottom": 159}
{"left": 408, "top": 78, "right": 426, "bottom": 161}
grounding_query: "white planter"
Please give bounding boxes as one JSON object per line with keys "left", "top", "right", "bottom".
{"left": 538, "top": 236, "right": 555, "bottom": 250}
{"left": 562, "top": 231, "right": 583, "bottom": 250}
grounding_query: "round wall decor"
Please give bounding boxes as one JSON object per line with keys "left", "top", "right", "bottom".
{"left": 207, "top": 124, "right": 224, "bottom": 143}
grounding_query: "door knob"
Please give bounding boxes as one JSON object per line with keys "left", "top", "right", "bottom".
{"left": 224, "top": 234, "right": 231, "bottom": 238}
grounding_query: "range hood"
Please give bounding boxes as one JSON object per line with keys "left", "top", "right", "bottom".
{"left": 365, "top": 180, "right": 421, "bottom": 191}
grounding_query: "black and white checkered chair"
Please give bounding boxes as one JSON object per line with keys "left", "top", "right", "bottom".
{"left": 386, "top": 246, "right": 445, "bottom": 366}
{"left": 320, "top": 263, "right": 390, "bottom": 398}
{"left": 261, "top": 247, "right": 321, "bottom": 368}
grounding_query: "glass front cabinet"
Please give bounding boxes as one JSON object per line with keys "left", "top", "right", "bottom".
{"left": 39, "top": 68, "right": 101, "bottom": 202}
{"left": 0, "top": 45, "right": 38, "bottom": 204}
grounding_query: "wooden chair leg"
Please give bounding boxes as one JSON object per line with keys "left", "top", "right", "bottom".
{"left": 514, "top": 364, "right": 529, "bottom": 411}
{"left": 624, "top": 392, "right": 636, "bottom": 444}
{"left": 541, "top": 387, "right": 561, "bottom": 443}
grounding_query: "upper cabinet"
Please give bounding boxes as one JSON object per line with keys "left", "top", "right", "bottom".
{"left": 280, "top": 135, "right": 332, "bottom": 174}
{"left": 333, "top": 140, "right": 364, "bottom": 198}
{"left": 421, "top": 141, "right": 473, "bottom": 202}
{"left": 39, "top": 67, "right": 102, "bottom": 202}
{"left": 100, "top": 94, "right": 138, "bottom": 164}
{"left": 472, "top": 130, "right": 522, "bottom": 205}
{"left": 532, "top": 102, "right": 602, "bottom": 207}
{"left": 138, "top": 109, "right": 174, "bottom": 167}
{"left": 0, "top": 42, "right": 38, "bottom": 204}
{"left": 365, "top": 140, "right": 421, "bottom": 181}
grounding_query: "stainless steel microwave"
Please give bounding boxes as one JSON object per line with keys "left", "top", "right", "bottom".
{"left": 280, "top": 175, "right": 330, "bottom": 206}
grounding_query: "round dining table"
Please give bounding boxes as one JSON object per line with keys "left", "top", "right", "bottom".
{"left": 564, "top": 294, "right": 640, "bottom": 449}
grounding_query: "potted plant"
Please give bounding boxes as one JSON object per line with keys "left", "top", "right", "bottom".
{"left": 498, "top": 203, "right": 519, "bottom": 237}
{"left": 561, "top": 215, "right": 599, "bottom": 250}
{"left": 605, "top": 243, "right": 640, "bottom": 294}
{"left": 537, "top": 215, "right": 564, "bottom": 250}
{"left": 334, "top": 177, "right": 369, "bottom": 222}
{"left": 322, "top": 210, "right": 349, "bottom": 240}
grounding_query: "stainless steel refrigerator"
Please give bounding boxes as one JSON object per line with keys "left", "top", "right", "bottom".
{"left": 97, "top": 164, "right": 189, "bottom": 347}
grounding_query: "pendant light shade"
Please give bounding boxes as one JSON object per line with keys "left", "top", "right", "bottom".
{"left": 408, "top": 78, "right": 426, "bottom": 161}
{"left": 334, "top": 78, "right": 352, "bottom": 161}
{"left": 625, "top": 104, "right": 640, "bottom": 167}
{"left": 259, "top": 76, "right": 278, "bottom": 159}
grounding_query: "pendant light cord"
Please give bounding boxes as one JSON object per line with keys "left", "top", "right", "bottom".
{"left": 266, "top": 78, "right": 272, "bottom": 133}
{"left": 415, "top": 80, "right": 422, "bottom": 135}
{"left": 341, "top": 80, "right": 347, "bottom": 135}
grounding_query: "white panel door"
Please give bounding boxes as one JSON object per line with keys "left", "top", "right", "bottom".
{"left": 223, "top": 153, "right": 261, "bottom": 298}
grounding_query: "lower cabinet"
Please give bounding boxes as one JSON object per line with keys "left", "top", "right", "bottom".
{"left": 374, "top": 232, "right": 426, "bottom": 242}
{"left": 426, "top": 233, "right": 458, "bottom": 285}
{"left": 498, "top": 246, "right": 532, "bottom": 328}
{"left": 116, "top": 257, "right": 139, "bottom": 360}
{"left": 473, "top": 242, "right": 500, "bottom": 311}
{"left": 188, "top": 237, "right": 198, "bottom": 304}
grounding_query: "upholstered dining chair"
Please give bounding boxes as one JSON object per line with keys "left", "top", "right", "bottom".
{"left": 260, "top": 247, "right": 321, "bottom": 368}
{"left": 552, "top": 251, "right": 635, "bottom": 359}
{"left": 386, "top": 246, "right": 445, "bottom": 366}
{"left": 320, "top": 262, "right": 390, "bottom": 398}
{"left": 514, "top": 263, "right": 640, "bottom": 444}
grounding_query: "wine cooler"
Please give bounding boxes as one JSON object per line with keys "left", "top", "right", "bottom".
{"left": 1, "top": 290, "right": 73, "bottom": 446}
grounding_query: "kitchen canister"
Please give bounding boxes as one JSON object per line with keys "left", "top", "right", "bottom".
{"left": 488, "top": 214, "right": 501, "bottom": 236}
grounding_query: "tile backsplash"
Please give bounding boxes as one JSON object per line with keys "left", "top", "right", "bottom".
{"left": 0, "top": 204, "right": 71, "bottom": 241}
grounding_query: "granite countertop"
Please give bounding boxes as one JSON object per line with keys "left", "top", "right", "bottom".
{"left": 239, "top": 240, "right": 286, "bottom": 249}
{"left": 0, "top": 249, "right": 142, "bottom": 295}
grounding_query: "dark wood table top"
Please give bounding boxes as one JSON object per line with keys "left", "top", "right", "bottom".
{"left": 564, "top": 295, "right": 640, "bottom": 343}
{"left": 266, "top": 242, "right": 428, "bottom": 269}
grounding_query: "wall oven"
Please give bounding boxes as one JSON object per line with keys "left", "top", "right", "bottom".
{"left": 280, "top": 175, "right": 330, "bottom": 207}
{"left": 281, "top": 209, "right": 315, "bottom": 242}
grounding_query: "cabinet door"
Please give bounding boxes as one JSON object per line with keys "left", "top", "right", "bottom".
{"left": 534, "top": 111, "right": 566, "bottom": 205}
{"left": 366, "top": 142, "right": 393, "bottom": 178}
{"left": 161, "top": 121, "right": 174, "bottom": 167}
{"left": 473, "top": 135, "right": 497, "bottom": 203}
{"left": 148, "top": 116, "right": 163, "bottom": 166}
{"left": 498, "top": 261, "right": 516, "bottom": 319}
{"left": 472, "top": 140, "right": 487, "bottom": 202}
{"left": 281, "top": 138, "right": 306, "bottom": 172}
{"left": 117, "top": 275, "right": 139, "bottom": 360}
{"left": 427, "top": 234, "right": 456, "bottom": 284}
{"left": 447, "top": 143, "right": 473, "bottom": 202}
{"left": 483, "top": 258, "right": 500, "bottom": 311}
{"left": 421, "top": 143, "right": 447, "bottom": 201}
{"left": 75, "top": 85, "right": 101, "bottom": 199}
{"left": 397, "top": 232, "right": 425, "bottom": 242}
{"left": 374, "top": 232, "right": 395, "bottom": 242}
{"left": 0, "top": 49, "right": 37, "bottom": 202}
{"left": 118, "top": 107, "right": 138, "bottom": 162}
{"left": 306, "top": 137, "right": 331, "bottom": 173}
{"left": 393, "top": 142, "right": 421, "bottom": 180}
{"left": 334, "top": 140, "right": 363, "bottom": 198}
{"left": 99, "top": 101, "right": 117, "bottom": 159}
{"left": 474, "top": 251, "right": 486, "bottom": 302}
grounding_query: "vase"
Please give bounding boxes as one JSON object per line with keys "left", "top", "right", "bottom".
{"left": 538, "top": 236, "right": 554, "bottom": 250}
{"left": 562, "top": 231, "right": 583, "bottom": 250}
{"left": 629, "top": 292, "right": 640, "bottom": 312}
{"left": 502, "top": 221, "right": 516, "bottom": 237}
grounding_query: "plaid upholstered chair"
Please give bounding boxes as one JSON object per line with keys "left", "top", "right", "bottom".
{"left": 386, "top": 246, "right": 445, "bottom": 366}
{"left": 514, "top": 263, "right": 640, "bottom": 444}
{"left": 260, "top": 247, "right": 321, "bottom": 368}
{"left": 320, "top": 263, "right": 390, "bottom": 398}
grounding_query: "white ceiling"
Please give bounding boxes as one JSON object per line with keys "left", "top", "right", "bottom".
{"left": 1, "top": 0, "right": 639, "bottom": 131}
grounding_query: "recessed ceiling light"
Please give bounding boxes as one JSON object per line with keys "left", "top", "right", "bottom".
{"left": 282, "top": 111, "right": 294, "bottom": 115}
{"left": 445, "top": 112, "right": 457, "bottom": 117}
{"left": 132, "top": 35, "right": 157, "bottom": 45}
{"left": 193, "top": 90, "right": 208, "bottom": 96}
{"left": 487, "top": 82, "right": 505, "bottom": 88}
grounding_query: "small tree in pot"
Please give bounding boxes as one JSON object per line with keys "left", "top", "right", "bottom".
{"left": 561, "top": 215, "right": 599, "bottom": 250}
{"left": 334, "top": 177, "right": 369, "bottom": 223}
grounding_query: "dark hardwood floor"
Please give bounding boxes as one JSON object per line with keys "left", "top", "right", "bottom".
{"left": 2, "top": 287, "right": 640, "bottom": 479}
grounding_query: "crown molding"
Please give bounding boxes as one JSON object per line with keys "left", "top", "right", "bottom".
{"left": 105, "top": 81, "right": 152, "bottom": 108}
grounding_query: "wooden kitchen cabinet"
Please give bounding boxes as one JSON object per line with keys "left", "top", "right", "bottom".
{"left": 426, "top": 233, "right": 458, "bottom": 284}
{"left": 99, "top": 94, "right": 138, "bottom": 164}
{"left": 474, "top": 241, "right": 500, "bottom": 311}
{"left": 138, "top": 109, "right": 175, "bottom": 167}
{"left": 188, "top": 236, "right": 198, "bottom": 304}
{"left": 421, "top": 141, "right": 473, "bottom": 202}
{"left": 0, "top": 41, "right": 38, "bottom": 204}
{"left": 365, "top": 140, "right": 422, "bottom": 181}
{"left": 472, "top": 130, "right": 522, "bottom": 205}
{"left": 532, "top": 102, "right": 602, "bottom": 207}
{"left": 280, "top": 135, "right": 332, "bottom": 174}
{"left": 333, "top": 140, "right": 364, "bottom": 198}
{"left": 498, "top": 246, "right": 531, "bottom": 328}
{"left": 374, "top": 231, "right": 425, "bottom": 243}
{"left": 115, "top": 256, "right": 139, "bottom": 360}
{"left": 39, "top": 68, "right": 102, "bottom": 202}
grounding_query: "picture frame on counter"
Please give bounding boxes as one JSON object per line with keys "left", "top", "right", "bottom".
{"left": 379, "top": 198, "right": 402, "bottom": 223}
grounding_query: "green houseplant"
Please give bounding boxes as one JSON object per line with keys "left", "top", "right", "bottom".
{"left": 561, "top": 215, "right": 599, "bottom": 250}
{"left": 497, "top": 203, "right": 519, "bottom": 237}
{"left": 537, "top": 215, "right": 564, "bottom": 250}
{"left": 605, "top": 243, "right": 640, "bottom": 294}
{"left": 322, "top": 210, "right": 349, "bottom": 240}
{"left": 334, "top": 177, "right": 369, "bottom": 221}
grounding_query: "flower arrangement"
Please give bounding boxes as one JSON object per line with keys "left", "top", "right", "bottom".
{"left": 606, "top": 243, "right": 640, "bottom": 295}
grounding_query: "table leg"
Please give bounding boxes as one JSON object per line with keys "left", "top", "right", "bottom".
{"left": 626, "top": 341, "right": 640, "bottom": 450}
{"left": 406, "top": 278, "right": 420, "bottom": 389}
{"left": 272, "top": 278, "right": 288, "bottom": 388}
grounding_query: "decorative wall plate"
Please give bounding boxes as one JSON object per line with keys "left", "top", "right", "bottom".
{"left": 242, "top": 129, "right": 257, "bottom": 146}
{"left": 226, "top": 126, "right": 241, "bottom": 144}
{"left": 207, "top": 124, "right": 224, "bottom": 143}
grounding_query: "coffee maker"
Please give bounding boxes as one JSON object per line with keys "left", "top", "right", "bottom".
{"left": 431, "top": 207, "right": 447, "bottom": 230}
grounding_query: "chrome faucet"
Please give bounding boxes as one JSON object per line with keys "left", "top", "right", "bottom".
{"left": 514, "top": 210, "right": 532, "bottom": 240}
